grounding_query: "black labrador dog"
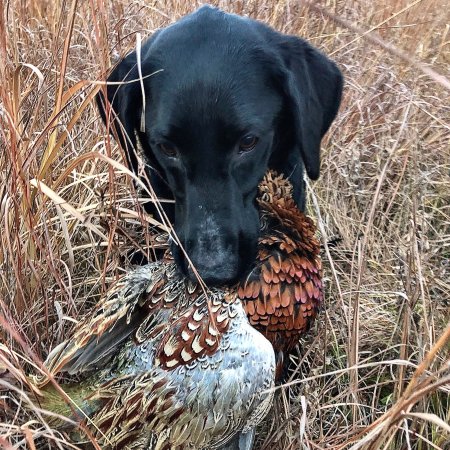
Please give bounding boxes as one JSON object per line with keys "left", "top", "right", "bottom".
{"left": 97, "top": 5, "right": 342, "bottom": 286}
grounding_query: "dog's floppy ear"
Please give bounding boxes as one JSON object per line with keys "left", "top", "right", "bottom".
{"left": 96, "top": 49, "right": 141, "bottom": 173}
{"left": 277, "top": 36, "right": 343, "bottom": 180}
{"left": 96, "top": 30, "right": 162, "bottom": 173}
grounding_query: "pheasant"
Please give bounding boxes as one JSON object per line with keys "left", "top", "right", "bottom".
{"left": 33, "top": 171, "right": 322, "bottom": 449}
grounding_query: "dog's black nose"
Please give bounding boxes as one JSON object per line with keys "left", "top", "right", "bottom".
{"left": 186, "top": 254, "right": 238, "bottom": 286}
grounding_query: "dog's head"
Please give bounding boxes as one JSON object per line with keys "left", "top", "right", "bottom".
{"left": 97, "top": 6, "right": 342, "bottom": 285}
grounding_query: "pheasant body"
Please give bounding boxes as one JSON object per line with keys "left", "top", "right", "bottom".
{"left": 39, "top": 263, "right": 275, "bottom": 449}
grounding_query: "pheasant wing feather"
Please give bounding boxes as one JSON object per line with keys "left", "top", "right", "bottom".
{"left": 40, "top": 263, "right": 175, "bottom": 382}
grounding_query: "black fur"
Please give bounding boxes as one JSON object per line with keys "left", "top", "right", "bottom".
{"left": 97, "top": 6, "right": 342, "bottom": 285}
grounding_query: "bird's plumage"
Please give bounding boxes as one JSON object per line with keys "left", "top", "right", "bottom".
{"left": 239, "top": 171, "right": 323, "bottom": 378}
{"left": 35, "top": 171, "right": 323, "bottom": 449}
{"left": 38, "top": 261, "right": 275, "bottom": 449}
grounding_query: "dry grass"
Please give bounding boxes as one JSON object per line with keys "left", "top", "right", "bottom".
{"left": 0, "top": 0, "right": 449, "bottom": 449}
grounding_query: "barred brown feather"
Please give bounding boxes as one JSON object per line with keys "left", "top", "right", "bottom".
{"left": 240, "top": 171, "right": 323, "bottom": 379}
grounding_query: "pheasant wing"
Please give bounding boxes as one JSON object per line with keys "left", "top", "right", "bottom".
{"left": 38, "top": 263, "right": 175, "bottom": 384}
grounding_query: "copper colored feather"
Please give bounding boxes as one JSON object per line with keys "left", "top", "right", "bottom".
{"left": 239, "top": 171, "right": 323, "bottom": 379}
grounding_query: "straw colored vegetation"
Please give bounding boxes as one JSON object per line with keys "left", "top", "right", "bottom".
{"left": 0, "top": 0, "right": 449, "bottom": 449}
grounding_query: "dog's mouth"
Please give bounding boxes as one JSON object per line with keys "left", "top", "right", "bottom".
{"left": 170, "top": 234, "right": 257, "bottom": 287}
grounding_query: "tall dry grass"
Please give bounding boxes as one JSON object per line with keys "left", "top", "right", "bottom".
{"left": 0, "top": 0, "right": 449, "bottom": 449}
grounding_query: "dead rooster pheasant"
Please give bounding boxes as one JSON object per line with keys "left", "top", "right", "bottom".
{"left": 34, "top": 171, "right": 322, "bottom": 449}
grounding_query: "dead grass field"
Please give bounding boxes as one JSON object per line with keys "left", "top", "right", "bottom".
{"left": 0, "top": 0, "right": 449, "bottom": 449}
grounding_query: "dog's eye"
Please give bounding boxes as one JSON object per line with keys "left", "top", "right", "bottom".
{"left": 239, "top": 134, "right": 258, "bottom": 152}
{"left": 159, "top": 142, "right": 178, "bottom": 158}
